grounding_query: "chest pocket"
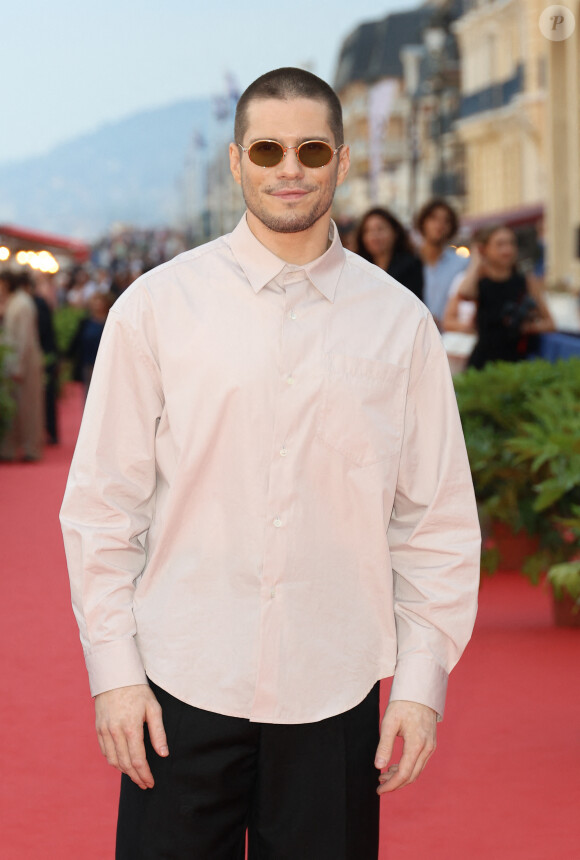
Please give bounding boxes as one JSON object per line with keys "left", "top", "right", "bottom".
{"left": 316, "top": 353, "right": 407, "bottom": 468}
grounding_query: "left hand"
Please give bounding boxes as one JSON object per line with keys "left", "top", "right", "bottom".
{"left": 374, "top": 700, "right": 437, "bottom": 794}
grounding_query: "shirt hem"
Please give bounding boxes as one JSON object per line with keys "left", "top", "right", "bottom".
{"left": 145, "top": 666, "right": 396, "bottom": 725}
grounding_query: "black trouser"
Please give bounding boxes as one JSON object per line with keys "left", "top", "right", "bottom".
{"left": 44, "top": 362, "right": 58, "bottom": 444}
{"left": 116, "top": 680, "right": 380, "bottom": 860}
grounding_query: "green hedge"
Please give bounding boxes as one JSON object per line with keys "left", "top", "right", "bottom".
{"left": 454, "top": 358, "right": 580, "bottom": 601}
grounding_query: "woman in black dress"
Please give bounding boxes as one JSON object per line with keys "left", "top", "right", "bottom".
{"left": 457, "top": 225, "right": 554, "bottom": 369}
{"left": 356, "top": 207, "right": 424, "bottom": 300}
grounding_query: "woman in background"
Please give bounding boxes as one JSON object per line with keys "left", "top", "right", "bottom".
{"left": 356, "top": 207, "right": 423, "bottom": 300}
{"left": 457, "top": 224, "right": 554, "bottom": 369}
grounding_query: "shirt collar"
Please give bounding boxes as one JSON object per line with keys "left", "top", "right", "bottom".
{"left": 226, "top": 212, "right": 346, "bottom": 303}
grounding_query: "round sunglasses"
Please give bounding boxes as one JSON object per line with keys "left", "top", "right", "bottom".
{"left": 237, "top": 139, "right": 344, "bottom": 169}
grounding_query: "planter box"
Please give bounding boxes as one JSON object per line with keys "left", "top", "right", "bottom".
{"left": 491, "top": 522, "right": 540, "bottom": 571}
{"left": 552, "top": 591, "right": 580, "bottom": 629}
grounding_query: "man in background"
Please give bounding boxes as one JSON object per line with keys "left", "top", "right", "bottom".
{"left": 416, "top": 197, "right": 469, "bottom": 328}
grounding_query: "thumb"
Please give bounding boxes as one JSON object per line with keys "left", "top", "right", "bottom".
{"left": 146, "top": 700, "right": 169, "bottom": 758}
{"left": 375, "top": 718, "right": 396, "bottom": 770}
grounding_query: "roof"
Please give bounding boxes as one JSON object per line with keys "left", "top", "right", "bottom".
{"left": 334, "top": 8, "right": 434, "bottom": 91}
{"left": 461, "top": 202, "right": 544, "bottom": 232}
{"left": 0, "top": 224, "right": 90, "bottom": 262}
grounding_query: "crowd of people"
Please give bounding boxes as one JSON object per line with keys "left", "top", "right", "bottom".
{"left": 0, "top": 197, "right": 554, "bottom": 463}
{"left": 342, "top": 198, "right": 554, "bottom": 372}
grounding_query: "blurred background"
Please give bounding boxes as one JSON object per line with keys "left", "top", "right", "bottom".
{"left": 1, "top": 4, "right": 579, "bottom": 857}
{"left": 0, "top": 0, "right": 578, "bottom": 294}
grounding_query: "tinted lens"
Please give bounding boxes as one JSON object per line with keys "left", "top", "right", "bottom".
{"left": 297, "top": 141, "right": 334, "bottom": 167}
{"left": 248, "top": 141, "right": 285, "bottom": 167}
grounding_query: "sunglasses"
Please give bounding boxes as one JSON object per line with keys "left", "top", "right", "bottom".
{"left": 237, "top": 139, "right": 344, "bottom": 169}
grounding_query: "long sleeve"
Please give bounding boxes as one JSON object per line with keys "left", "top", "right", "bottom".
{"left": 60, "top": 297, "right": 164, "bottom": 696}
{"left": 387, "top": 315, "right": 480, "bottom": 718}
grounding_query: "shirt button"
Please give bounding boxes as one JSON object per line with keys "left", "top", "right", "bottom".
{"left": 290, "top": 310, "right": 297, "bottom": 320}
{"left": 287, "top": 376, "right": 295, "bottom": 385}
{"left": 280, "top": 446, "right": 288, "bottom": 457}
{"left": 270, "top": 587, "right": 276, "bottom": 598}
{"left": 273, "top": 517, "right": 282, "bottom": 528}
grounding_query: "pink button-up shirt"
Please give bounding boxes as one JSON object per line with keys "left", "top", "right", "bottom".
{"left": 60, "top": 214, "right": 480, "bottom": 723}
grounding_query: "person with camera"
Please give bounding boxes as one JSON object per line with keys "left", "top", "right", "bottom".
{"left": 456, "top": 224, "right": 554, "bottom": 370}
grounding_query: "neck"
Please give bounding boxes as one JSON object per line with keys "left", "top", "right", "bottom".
{"left": 485, "top": 262, "right": 512, "bottom": 280}
{"left": 421, "top": 240, "right": 445, "bottom": 264}
{"left": 374, "top": 250, "right": 392, "bottom": 271}
{"left": 246, "top": 210, "right": 332, "bottom": 264}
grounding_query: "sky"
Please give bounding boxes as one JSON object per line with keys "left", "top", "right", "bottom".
{"left": 0, "top": 0, "right": 420, "bottom": 166}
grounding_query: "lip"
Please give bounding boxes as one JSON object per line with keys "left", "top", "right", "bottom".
{"left": 270, "top": 189, "right": 310, "bottom": 201}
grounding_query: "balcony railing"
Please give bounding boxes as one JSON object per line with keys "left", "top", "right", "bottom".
{"left": 460, "top": 65, "right": 524, "bottom": 119}
{"left": 431, "top": 172, "right": 465, "bottom": 197}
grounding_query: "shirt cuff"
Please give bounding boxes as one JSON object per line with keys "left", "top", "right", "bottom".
{"left": 85, "top": 638, "right": 148, "bottom": 697}
{"left": 388, "top": 655, "right": 448, "bottom": 721}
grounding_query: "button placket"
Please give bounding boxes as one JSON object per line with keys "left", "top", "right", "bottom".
{"left": 252, "top": 273, "right": 313, "bottom": 715}
{"left": 260, "top": 276, "right": 306, "bottom": 622}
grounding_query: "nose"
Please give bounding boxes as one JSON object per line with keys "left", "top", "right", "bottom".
{"left": 276, "top": 146, "right": 304, "bottom": 178}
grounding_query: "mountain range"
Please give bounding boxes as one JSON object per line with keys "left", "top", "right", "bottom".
{"left": 0, "top": 98, "right": 231, "bottom": 240}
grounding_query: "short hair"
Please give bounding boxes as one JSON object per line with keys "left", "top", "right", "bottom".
{"left": 356, "top": 207, "right": 413, "bottom": 261}
{"left": 0, "top": 270, "right": 30, "bottom": 293}
{"left": 234, "top": 67, "right": 344, "bottom": 147}
{"left": 0, "top": 270, "right": 16, "bottom": 293}
{"left": 13, "top": 270, "right": 34, "bottom": 290}
{"left": 415, "top": 198, "right": 459, "bottom": 240}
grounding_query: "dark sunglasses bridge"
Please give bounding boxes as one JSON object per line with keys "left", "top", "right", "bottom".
{"left": 237, "top": 139, "right": 343, "bottom": 169}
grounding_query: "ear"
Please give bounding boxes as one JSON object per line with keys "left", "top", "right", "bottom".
{"left": 229, "top": 142, "right": 242, "bottom": 186}
{"left": 335, "top": 145, "right": 350, "bottom": 188}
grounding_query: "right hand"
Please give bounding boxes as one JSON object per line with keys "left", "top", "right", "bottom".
{"left": 95, "top": 683, "right": 168, "bottom": 790}
{"left": 469, "top": 245, "right": 487, "bottom": 278}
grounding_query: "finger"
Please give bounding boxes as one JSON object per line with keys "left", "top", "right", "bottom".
{"left": 111, "top": 728, "right": 151, "bottom": 790}
{"left": 146, "top": 699, "right": 169, "bottom": 758}
{"left": 407, "top": 739, "right": 436, "bottom": 785}
{"left": 375, "top": 720, "right": 397, "bottom": 769}
{"left": 96, "top": 729, "right": 107, "bottom": 758}
{"left": 99, "top": 729, "right": 121, "bottom": 770}
{"left": 378, "top": 764, "right": 398, "bottom": 784}
{"left": 125, "top": 727, "right": 155, "bottom": 789}
{"left": 377, "top": 740, "right": 422, "bottom": 794}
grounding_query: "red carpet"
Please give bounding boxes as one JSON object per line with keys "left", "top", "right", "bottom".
{"left": 1, "top": 383, "right": 578, "bottom": 859}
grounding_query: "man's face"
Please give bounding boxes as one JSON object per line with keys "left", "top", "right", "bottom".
{"left": 422, "top": 206, "right": 453, "bottom": 245}
{"left": 229, "top": 97, "right": 349, "bottom": 235}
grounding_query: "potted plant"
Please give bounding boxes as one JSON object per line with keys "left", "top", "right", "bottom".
{"left": 506, "top": 384, "right": 580, "bottom": 625}
{"left": 454, "top": 358, "right": 580, "bottom": 625}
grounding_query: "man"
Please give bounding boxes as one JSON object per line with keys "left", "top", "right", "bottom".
{"left": 0, "top": 270, "right": 44, "bottom": 462}
{"left": 415, "top": 198, "right": 469, "bottom": 328}
{"left": 61, "top": 68, "right": 480, "bottom": 859}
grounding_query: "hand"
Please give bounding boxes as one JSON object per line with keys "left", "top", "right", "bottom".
{"left": 468, "top": 246, "right": 486, "bottom": 278}
{"left": 374, "top": 700, "right": 437, "bottom": 794}
{"left": 95, "top": 683, "right": 168, "bottom": 790}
